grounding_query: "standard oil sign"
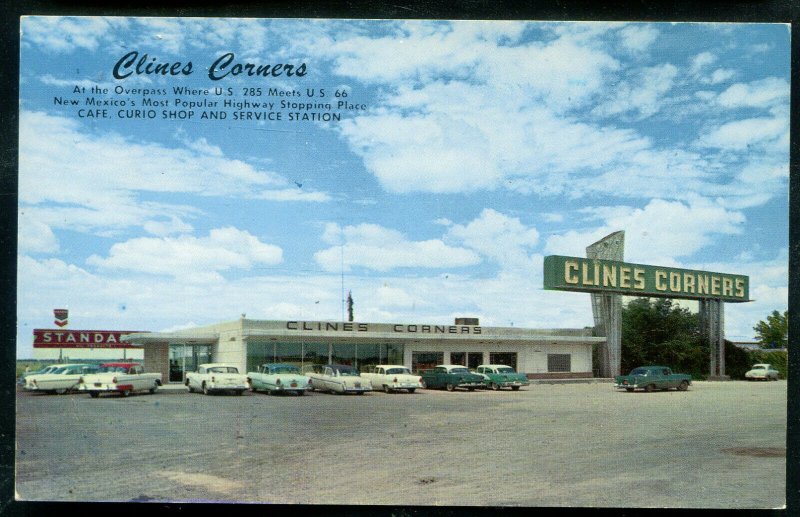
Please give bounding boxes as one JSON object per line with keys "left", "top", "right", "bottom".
{"left": 543, "top": 255, "right": 749, "bottom": 302}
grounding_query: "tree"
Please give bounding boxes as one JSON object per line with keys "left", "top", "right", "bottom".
{"left": 621, "top": 298, "right": 706, "bottom": 378}
{"left": 753, "top": 310, "right": 788, "bottom": 349}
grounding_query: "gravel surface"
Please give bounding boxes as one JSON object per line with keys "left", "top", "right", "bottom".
{"left": 15, "top": 380, "right": 786, "bottom": 507}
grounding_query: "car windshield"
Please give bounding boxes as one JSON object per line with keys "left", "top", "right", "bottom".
{"left": 497, "top": 367, "right": 515, "bottom": 373}
{"left": 386, "top": 368, "right": 411, "bottom": 375}
{"left": 50, "top": 367, "right": 68, "bottom": 374}
{"left": 751, "top": 365, "right": 766, "bottom": 370}
{"left": 336, "top": 368, "right": 358, "bottom": 376}
{"left": 629, "top": 368, "right": 649, "bottom": 375}
{"left": 209, "top": 366, "right": 239, "bottom": 374}
{"left": 450, "top": 367, "right": 469, "bottom": 373}
{"left": 272, "top": 366, "right": 300, "bottom": 374}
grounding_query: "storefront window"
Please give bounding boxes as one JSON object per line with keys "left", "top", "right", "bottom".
{"left": 275, "top": 342, "right": 303, "bottom": 367}
{"left": 357, "top": 344, "right": 381, "bottom": 369}
{"left": 331, "top": 343, "right": 356, "bottom": 366}
{"left": 302, "top": 342, "right": 330, "bottom": 366}
{"left": 247, "top": 341, "right": 272, "bottom": 372}
{"left": 450, "top": 352, "right": 466, "bottom": 366}
{"left": 169, "top": 344, "right": 212, "bottom": 383}
{"left": 386, "top": 344, "right": 403, "bottom": 365}
{"left": 411, "top": 352, "right": 443, "bottom": 373}
{"left": 489, "top": 352, "right": 517, "bottom": 370}
{"left": 547, "top": 353, "right": 571, "bottom": 373}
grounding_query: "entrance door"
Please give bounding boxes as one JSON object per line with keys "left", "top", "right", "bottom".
{"left": 169, "top": 344, "right": 212, "bottom": 383}
{"left": 467, "top": 353, "right": 483, "bottom": 369}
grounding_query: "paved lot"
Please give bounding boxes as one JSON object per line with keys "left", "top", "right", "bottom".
{"left": 15, "top": 380, "right": 786, "bottom": 507}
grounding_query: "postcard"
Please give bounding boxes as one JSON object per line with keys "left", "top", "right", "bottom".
{"left": 16, "top": 17, "right": 789, "bottom": 507}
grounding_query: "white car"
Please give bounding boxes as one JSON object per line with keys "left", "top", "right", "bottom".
{"left": 745, "top": 363, "right": 780, "bottom": 381}
{"left": 360, "top": 364, "right": 423, "bottom": 393}
{"left": 24, "top": 363, "right": 100, "bottom": 394}
{"left": 247, "top": 363, "right": 312, "bottom": 395}
{"left": 303, "top": 364, "right": 372, "bottom": 394}
{"left": 78, "top": 362, "right": 162, "bottom": 397}
{"left": 186, "top": 363, "right": 248, "bottom": 395}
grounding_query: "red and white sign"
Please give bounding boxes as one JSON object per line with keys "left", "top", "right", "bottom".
{"left": 53, "top": 309, "right": 68, "bottom": 327}
{"left": 33, "top": 329, "right": 146, "bottom": 349}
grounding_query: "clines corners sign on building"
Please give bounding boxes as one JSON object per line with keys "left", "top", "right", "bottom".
{"left": 543, "top": 255, "right": 750, "bottom": 303}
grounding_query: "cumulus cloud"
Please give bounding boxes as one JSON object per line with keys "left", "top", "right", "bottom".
{"left": 314, "top": 223, "right": 480, "bottom": 272}
{"left": 618, "top": 24, "right": 659, "bottom": 53}
{"left": 715, "top": 77, "right": 789, "bottom": 109}
{"left": 544, "top": 197, "right": 745, "bottom": 264}
{"left": 446, "top": 209, "right": 540, "bottom": 270}
{"left": 86, "top": 227, "right": 283, "bottom": 279}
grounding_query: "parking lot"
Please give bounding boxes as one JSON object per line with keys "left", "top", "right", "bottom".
{"left": 15, "top": 380, "right": 786, "bottom": 507}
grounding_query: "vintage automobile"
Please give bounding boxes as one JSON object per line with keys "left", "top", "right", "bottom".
{"left": 745, "top": 363, "right": 780, "bottom": 381}
{"left": 247, "top": 363, "right": 311, "bottom": 395}
{"left": 303, "top": 364, "right": 372, "bottom": 394}
{"left": 474, "top": 364, "right": 530, "bottom": 391}
{"left": 419, "top": 364, "right": 486, "bottom": 392}
{"left": 360, "top": 364, "right": 424, "bottom": 393}
{"left": 24, "top": 363, "right": 100, "bottom": 394}
{"left": 18, "top": 364, "right": 63, "bottom": 386}
{"left": 78, "top": 362, "right": 162, "bottom": 397}
{"left": 614, "top": 366, "right": 692, "bottom": 392}
{"left": 186, "top": 363, "right": 248, "bottom": 395}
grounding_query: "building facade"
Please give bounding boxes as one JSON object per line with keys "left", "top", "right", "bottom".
{"left": 123, "top": 317, "right": 604, "bottom": 384}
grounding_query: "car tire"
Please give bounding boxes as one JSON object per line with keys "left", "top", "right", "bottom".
{"left": 236, "top": 390, "right": 244, "bottom": 396}
{"left": 120, "top": 389, "right": 130, "bottom": 397}
{"left": 467, "top": 387, "right": 476, "bottom": 392}
{"left": 446, "top": 383, "right": 455, "bottom": 392}
{"left": 677, "top": 380, "right": 689, "bottom": 391}
{"left": 202, "top": 382, "right": 209, "bottom": 395}
{"left": 149, "top": 383, "right": 158, "bottom": 394}
{"left": 89, "top": 391, "right": 100, "bottom": 398}
{"left": 384, "top": 385, "right": 391, "bottom": 394}
{"left": 511, "top": 386, "right": 520, "bottom": 391}
{"left": 625, "top": 388, "right": 634, "bottom": 393}
{"left": 357, "top": 391, "right": 364, "bottom": 395}
{"left": 490, "top": 383, "right": 499, "bottom": 391}
{"left": 297, "top": 390, "right": 305, "bottom": 396}
{"left": 407, "top": 388, "right": 416, "bottom": 394}
{"left": 645, "top": 384, "right": 655, "bottom": 393}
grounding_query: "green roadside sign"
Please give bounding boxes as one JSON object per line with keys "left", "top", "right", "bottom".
{"left": 543, "top": 255, "right": 749, "bottom": 303}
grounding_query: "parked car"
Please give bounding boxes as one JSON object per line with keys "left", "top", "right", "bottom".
{"left": 186, "top": 363, "right": 248, "bottom": 395}
{"left": 303, "top": 364, "right": 372, "bottom": 394}
{"left": 745, "top": 363, "right": 780, "bottom": 381}
{"left": 360, "top": 365, "right": 424, "bottom": 393}
{"left": 78, "top": 362, "right": 162, "bottom": 398}
{"left": 17, "top": 364, "right": 62, "bottom": 386}
{"left": 474, "top": 364, "right": 530, "bottom": 391}
{"left": 24, "top": 363, "right": 100, "bottom": 394}
{"left": 614, "top": 366, "right": 691, "bottom": 392}
{"left": 419, "top": 365, "right": 485, "bottom": 392}
{"left": 247, "top": 363, "right": 311, "bottom": 395}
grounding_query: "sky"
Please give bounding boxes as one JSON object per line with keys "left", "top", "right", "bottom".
{"left": 17, "top": 18, "right": 790, "bottom": 357}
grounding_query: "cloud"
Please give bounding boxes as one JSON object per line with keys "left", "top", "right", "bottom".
{"left": 21, "top": 17, "right": 128, "bottom": 53}
{"left": 715, "top": 77, "right": 790, "bottom": 109}
{"left": 690, "top": 51, "right": 716, "bottom": 74}
{"left": 314, "top": 223, "right": 481, "bottom": 272}
{"left": 446, "top": 209, "right": 540, "bottom": 270}
{"left": 18, "top": 111, "right": 331, "bottom": 239}
{"left": 18, "top": 211, "right": 59, "bottom": 254}
{"left": 544, "top": 197, "right": 745, "bottom": 264}
{"left": 592, "top": 63, "right": 678, "bottom": 119}
{"left": 697, "top": 114, "right": 787, "bottom": 151}
{"left": 617, "top": 24, "right": 659, "bottom": 53}
{"left": 86, "top": 227, "right": 283, "bottom": 279}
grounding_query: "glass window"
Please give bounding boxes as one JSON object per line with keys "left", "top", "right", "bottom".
{"left": 385, "top": 344, "right": 404, "bottom": 365}
{"left": 357, "top": 344, "right": 381, "bottom": 369}
{"left": 247, "top": 341, "right": 272, "bottom": 373}
{"left": 275, "top": 343, "right": 303, "bottom": 368}
{"left": 331, "top": 343, "right": 356, "bottom": 366}
{"left": 467, "top": 353, "right": 483, "bottom": 370}
{"left": 302, "top": 342, "right": 330, "bottom": 366}
{"left": 412, "top": 352, "right": 443, "bottom": 373}
{"left": 489, "top": 352, "right": 517, "bottom": 370}
{"left": 450, "top": 352, "right": 466, "bottom": 366}
{"left": 547, "top": 354, "right": 571, "bottom": 373}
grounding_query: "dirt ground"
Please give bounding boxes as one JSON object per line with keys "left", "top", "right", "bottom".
{"left": 15, "top": 380, "right": 786, "bottom": 508}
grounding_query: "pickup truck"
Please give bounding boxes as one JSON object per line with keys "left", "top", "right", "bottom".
{"left": 186, "top": 363, "right": 248, "bottom": 395}
{"left": 420, "top": 365, "right": 486, "bottom": 392}
{"left": 360, "top": 365, "right": 423, "bottom": 393}
{"left": 78, "top": 362, "right": 162, "bottom": 398}
{"left": 614, "top": 366, "right": 691, "bottom": 392}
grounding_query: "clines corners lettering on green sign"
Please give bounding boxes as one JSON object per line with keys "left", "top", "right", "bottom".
{"left": 543, "top": 255, "right": 750, "bottom": 303}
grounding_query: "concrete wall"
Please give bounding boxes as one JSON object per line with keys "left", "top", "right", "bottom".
{"left": 144, "top": 343, "right": 169, "bottom": 383}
